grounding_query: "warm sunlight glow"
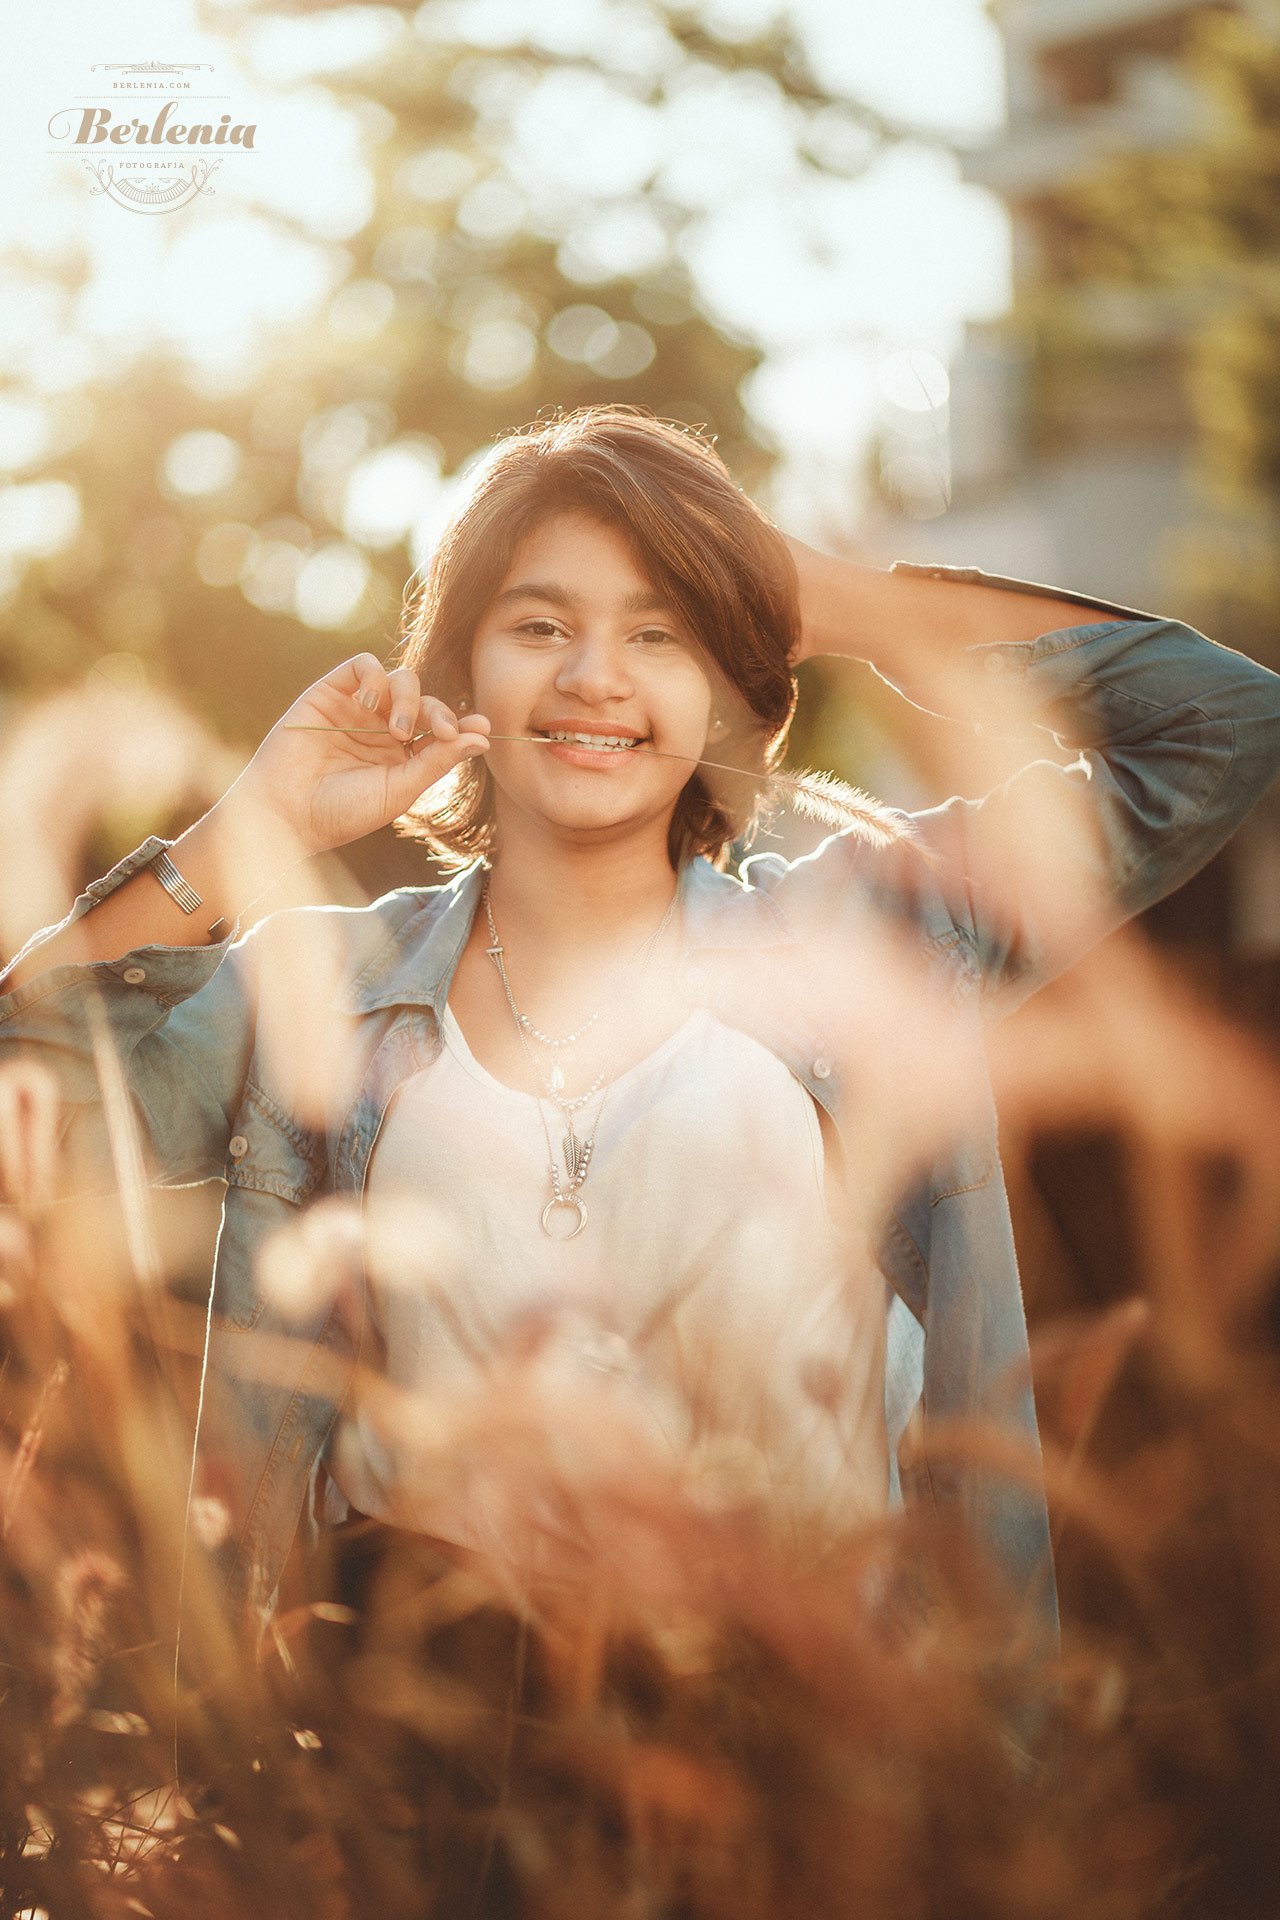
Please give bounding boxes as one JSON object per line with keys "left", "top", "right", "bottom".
{"left": 3, "top": 0, "right": 1008, "bottom": 492}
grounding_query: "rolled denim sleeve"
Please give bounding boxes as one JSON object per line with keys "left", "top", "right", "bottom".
{"left": 0, "top": 837, "right": 256, "bottom": 1188}
{"left": 902, "top": 600, "right": 1280, "bottom": 1007}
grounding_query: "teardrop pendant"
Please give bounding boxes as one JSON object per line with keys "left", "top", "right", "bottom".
{"left": 549, "top": 1060, "right": 565, "bottom": 1092}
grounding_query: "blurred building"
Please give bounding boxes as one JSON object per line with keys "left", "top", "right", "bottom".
{"left": 861, "top": 0, "right": 1280, "bottom": 956}
{"left": 868, "top": 0, "right": 1229, "bottom": 601}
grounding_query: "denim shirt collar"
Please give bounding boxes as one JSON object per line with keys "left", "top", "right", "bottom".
{"left": 335, "top": 854, "right": 792, "bottom": 1018}
{"left": 335, "top": 863, "right": 480, "bottom": 1018}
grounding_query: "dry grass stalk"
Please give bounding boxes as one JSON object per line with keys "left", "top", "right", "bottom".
{"left": 0, "top": 687, "right": 1277, "bottom": 1918}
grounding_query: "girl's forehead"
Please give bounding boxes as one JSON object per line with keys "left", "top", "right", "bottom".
{"left": 499, "top": 512, "right": 662, "bottom": 598}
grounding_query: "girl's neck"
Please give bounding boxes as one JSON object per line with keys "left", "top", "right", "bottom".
{"left": 484, "top": 815, "right": 680, "bottom": 964}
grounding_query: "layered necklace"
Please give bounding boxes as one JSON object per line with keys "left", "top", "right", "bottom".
{"left": 482, "top": 879, "right": 679, "bottom": 1240}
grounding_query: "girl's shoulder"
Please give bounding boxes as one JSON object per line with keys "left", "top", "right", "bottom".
{"left": 739, "top": 814, "right": 936, "bottom": 909}
{"left": 244, "top": 866, "right": 480, "bottom": 1016}
{"left": 736, "top": 824, "right": 969, "bottom": 963}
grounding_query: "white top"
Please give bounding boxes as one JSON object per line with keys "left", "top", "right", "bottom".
{"left": 328, "top": 1003, "right": 889, "bottom": 1555}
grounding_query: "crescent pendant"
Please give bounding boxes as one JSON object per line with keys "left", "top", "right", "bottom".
{"left": 541, "top": 1195, "right": 588, "bottom": 1239}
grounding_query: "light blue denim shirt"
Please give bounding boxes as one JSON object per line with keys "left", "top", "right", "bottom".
{"left": 5, "top": 574, "right": 1279, "bottom": 1632}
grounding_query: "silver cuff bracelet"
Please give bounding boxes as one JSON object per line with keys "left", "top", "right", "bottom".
{"left": 148, "top": 848, "right": 203, "bottom": 915}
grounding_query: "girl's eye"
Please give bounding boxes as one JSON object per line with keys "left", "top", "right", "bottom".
{"left": 516, "top": 618, "right": 566, "bottom": 639}
{"left": 632, "top": 627, "right": 682, "bottom": 648}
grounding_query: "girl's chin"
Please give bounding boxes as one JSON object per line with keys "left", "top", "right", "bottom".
{"left": 506, "top": 780, "right": 681, "bottom": 842}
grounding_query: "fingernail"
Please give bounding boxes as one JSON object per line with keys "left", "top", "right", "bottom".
{"left": 360, "top": 688, "right": 379, "bottom": 711}
{"left": 391, "top": 709, "right": 411, "bottom": 736}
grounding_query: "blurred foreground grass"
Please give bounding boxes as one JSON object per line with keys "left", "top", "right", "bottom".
{"left": 0, "top": 697, "right": 1278, "bottom": 1920}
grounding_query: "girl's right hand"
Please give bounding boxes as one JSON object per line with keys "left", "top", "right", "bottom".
{"left": 230, "top": 654, "right": 490, "bottom": 856}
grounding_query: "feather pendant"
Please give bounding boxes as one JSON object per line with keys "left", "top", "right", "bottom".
{"left": 563, "top": 1129, "right": 590, "bottom": 1182}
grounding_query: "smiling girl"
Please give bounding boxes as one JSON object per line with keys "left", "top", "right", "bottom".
{"left": 4, "top": 407, "right": 1279, "bottom": 1633}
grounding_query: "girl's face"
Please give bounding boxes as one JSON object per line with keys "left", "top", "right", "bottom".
{"left": 469, "top": 512, "right": 722, "bottom": 851}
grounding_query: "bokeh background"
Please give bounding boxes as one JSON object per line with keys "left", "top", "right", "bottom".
{"left": 4, "top": 7, "right": 1280, "bottom": 1914}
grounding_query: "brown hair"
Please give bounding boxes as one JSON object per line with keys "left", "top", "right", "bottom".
{"left": 396, "top": 407, "right": 800, "bottom": 870}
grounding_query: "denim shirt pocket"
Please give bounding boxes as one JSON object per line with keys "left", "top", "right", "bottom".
{"left": 213, "top": 1080, "right": 325, "bottom": 1332}
{"left": 923, "top": 924, "right": 984, "bottom": 1007}
{"left": 930, "top": 1139, "right": 996, "bottom": 1205}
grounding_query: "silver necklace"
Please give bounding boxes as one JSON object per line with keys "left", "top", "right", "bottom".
{"left": 518, "top": 1008, "right": 600, "bottom": 1051}
{"left": 483, "top": 887, "right": 601, "bottom": 1097}
{"left": 483, "top": 888, "right": 603, "bottom": 1106}
{"left": 482, "top": 879, "right": 679, "bottom": 1239}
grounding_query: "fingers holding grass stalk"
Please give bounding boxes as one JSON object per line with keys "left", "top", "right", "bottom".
{"left": 234, "top": 656, "right": 491, "bottom": 859}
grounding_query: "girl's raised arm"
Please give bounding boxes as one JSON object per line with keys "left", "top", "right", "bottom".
{"left": 2, "top": 655, "right": 489, "bottom": 989}
{"left": 786, "top": 536, "right": 1136, "bottom": 682}
{"left": 780, "top": 539, "right": 1280, "bottom": 1009}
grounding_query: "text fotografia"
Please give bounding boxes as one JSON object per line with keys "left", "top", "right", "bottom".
{"left": 52, "top": 103, "right": 256, "bottom": 150}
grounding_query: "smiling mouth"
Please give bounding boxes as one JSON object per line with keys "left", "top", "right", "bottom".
{"left": 532, "top": 729, "right": 649, "bottom": 753}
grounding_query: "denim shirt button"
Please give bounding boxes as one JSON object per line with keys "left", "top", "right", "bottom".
{"left": 228, "top": 1134, "right": 249, "bottom": 1160}
{"left": 122, "top": 966, "right": 147, "bottom": 985}
{"left": 812, "top": 1056, "right": 832, "bottom": 1081}
{"left": 983, "top": 651, "right": 1007, "bottom": 674}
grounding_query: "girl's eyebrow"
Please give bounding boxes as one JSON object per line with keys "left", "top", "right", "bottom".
{"left": 492, "top": 581, "right": 673, "bottom": 616}
{"left": 493, "top": 581, "right": 577, "bottom": 611}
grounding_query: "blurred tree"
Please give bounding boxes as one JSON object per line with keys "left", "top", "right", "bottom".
{"left": 0, "top": 0, "right": 900, "bottom": 868}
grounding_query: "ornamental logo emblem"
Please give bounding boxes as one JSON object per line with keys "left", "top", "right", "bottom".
{"left": 47, "top": 62, "right": 258, "bottom": 215}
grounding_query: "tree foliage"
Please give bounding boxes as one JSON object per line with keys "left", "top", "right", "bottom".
{"left": 0, "top": 1, "right": 892, "bottom": 785}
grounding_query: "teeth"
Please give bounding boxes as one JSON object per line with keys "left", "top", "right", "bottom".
{"left": 541, "top": 731, "right": 640, "bottom": 749}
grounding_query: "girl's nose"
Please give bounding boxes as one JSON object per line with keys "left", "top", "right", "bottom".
{"left": 554, "top": 634, "right": 634, "bottom": 704}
